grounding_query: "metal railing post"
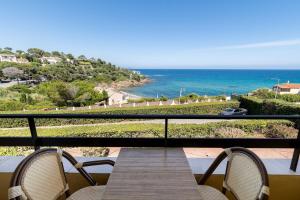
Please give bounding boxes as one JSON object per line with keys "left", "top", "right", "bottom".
{"left": 28, "top": 117, "right": 40, "bottom": 151}
{"left": 164, "top": 118, "right": 168, "bottom": 147}
{"left": 290, "top": 120, "right": 300, "bottom": 171}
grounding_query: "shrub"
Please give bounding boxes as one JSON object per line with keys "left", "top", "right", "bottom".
{"left": 25, "top": 101, "right": 56, "bottom": 110}
{"left": 214, "top": 127, "right": 248, "bottom": 138}
{"left": 0, "top": 100, "right": 25, "bottom": 111}
{"left": 128, "top": 97, "right": 157, "bottom": 103}
{"left": 159, "top": 96, "right": 168, "bottom": 101}
{"left": 252, "top": 89, "right": 275, "bottom": 99}
{"left": 263, "top": 124, "right": 298, "bottom": 138}
{"left": 37, "top": 80, "right": 107, "bottom": 107}
{"left": 186, "top": 93, "right": 199, "bottom": 101}
{"left": 215, "top": 96, "right": 226, "bottom": 101}
{"left": 80, "top": 147, "right": 110, "bottom": 157}
{"left": 8, "top": 84, "right": 32, "bottom": 94}
{"left": 251, "top": 88, "right": 300, "bottom": 102}
{"left": 279, "top": 94, "right": 300, "bottom": 102}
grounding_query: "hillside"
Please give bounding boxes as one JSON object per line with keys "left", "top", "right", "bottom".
{"left": 0, "top": 47, "right": 143, "bottom": 83}
{"left": 0, "top": 47, "right": 145, "bottom": 110}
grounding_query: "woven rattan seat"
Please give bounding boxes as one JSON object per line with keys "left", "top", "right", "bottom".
{"left": 8, "top": 148, "right": 115, "bottom": 200}
{"left": 67, "top": 186, "right": 105, "bottom": 200}
{"left": 198, "top": 147, "right": 269, "bottom": 200}
{"left": 198, "top": 185, "right": 229, "bottom": 200}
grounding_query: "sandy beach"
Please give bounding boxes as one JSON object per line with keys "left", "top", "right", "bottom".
{"left": 95, "top": 78, "right": 151, "bottom": 104}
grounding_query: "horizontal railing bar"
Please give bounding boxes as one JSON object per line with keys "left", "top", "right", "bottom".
{"left": 0, "top": 113, "right": 300, "bottom": 119}
{"left": 0, "top": 137, "right": 298, "bottom": 148}
{"left": 0, "top": 137, "right": 34, "bottom": 146}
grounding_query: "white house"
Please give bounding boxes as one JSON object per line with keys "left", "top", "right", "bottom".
{"left": 40, "top": 56, "right": 62, "bottom": 64}
{"left": 107, "top": 89, "right": 129, "bottom": 105}
{"left": 273, "top": 82, "right": 300, "bottom": 94}
{"left": 0, "top": 54, "right": 17, "bottom": 62}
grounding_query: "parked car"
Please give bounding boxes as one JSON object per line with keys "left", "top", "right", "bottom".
{"left": 219, "top": 108, "right": 247, "bottom": 115}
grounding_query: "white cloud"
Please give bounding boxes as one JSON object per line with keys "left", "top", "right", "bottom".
{"left": 215, "top": 39, "right": 300, "bottom": 50}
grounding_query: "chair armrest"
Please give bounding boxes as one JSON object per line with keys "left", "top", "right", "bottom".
{"left": 62, "top": 150, "right": 115, "bottom": 186}
{"left": 198, "top": 151, "right": 227, "bottom": 185}
{"left": 73, "top": 159, "right": 115, "bottom": 185}
{"left": 79, "top": 159, "right": 115, "bottom": 168}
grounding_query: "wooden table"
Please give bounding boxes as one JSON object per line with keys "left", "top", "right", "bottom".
{"left": 102, "top": 148, "right": 202, "bottom": 200}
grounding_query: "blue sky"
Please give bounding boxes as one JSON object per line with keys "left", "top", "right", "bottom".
{"left": 1, "top": 0, "right": 300, "bottom": 69}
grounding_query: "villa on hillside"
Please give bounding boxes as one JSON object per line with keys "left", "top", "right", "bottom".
{"left": 0, "top": 54, "right": 17, "bottom": 62}
{"left": 132, "top": 70, "right": 141, "bottom": 75}
{"left": 40, "top": 56, "right": 62, "bottom": 64}
{"left": 273, "top": 82, "right": 300, "bottom": 94}
{"left": 0, "top": 54, "right": 29, "bottom": 63}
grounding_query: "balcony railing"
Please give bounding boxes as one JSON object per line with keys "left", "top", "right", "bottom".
{"left": 0, "top": 114, "right": 299, "bottom": 171}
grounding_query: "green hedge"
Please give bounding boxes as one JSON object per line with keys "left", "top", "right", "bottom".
{"left": 239, "top": 96, "right": 263, "bottom": 114}
{"left": 280, "top": 94, "right": 300, "bottom": 102}
{"left": 239, "top": 96, "right": 300, "bottom": 115}
{"left": 0, "top": 101, "right": 239, "bottom": 128}
{"left": 0, "top": 120, "right": 293, "bottom": 138}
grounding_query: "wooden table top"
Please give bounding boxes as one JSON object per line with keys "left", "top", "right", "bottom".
{"left": 102, "top": 148, "right": 202, "bottom": 200}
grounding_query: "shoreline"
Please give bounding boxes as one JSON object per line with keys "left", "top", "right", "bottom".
{"left": 96, "top": 77, "right": 152, "bottom": 100}
{"left": 110, "top": 77, "right": 152, "bottom": 90}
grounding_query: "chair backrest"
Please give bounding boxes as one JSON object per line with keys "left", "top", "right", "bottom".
{"left": 9, "top": 148, "right": 69, "bottom": 200}
{"left": 223, "top": 148, "right": 269, "bottom": 200}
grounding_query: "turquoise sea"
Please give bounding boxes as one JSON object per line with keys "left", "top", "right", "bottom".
{"left": 125, "top": 69, "right": 300, "bottom": 98}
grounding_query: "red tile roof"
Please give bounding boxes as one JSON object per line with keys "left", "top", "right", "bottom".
{"left": 274, "top": 84, "right": 300, "bottom": 89}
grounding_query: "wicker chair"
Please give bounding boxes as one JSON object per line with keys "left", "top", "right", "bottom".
{"left": 8, "top": 148, "right": 115, "bottom": 200}
{"left": 198, "top": 147, "right": 269, "bottom": 200}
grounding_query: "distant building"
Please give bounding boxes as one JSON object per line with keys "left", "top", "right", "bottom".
{"left": 16, "top": 58, "right": 29, "bottom": 64}
{"left": 273, "top": 82, "right": 300, "bottom": 94}
{"left": 40, "top": 56, "right": 62, "bottom": 64}
{"left": 107, "top": 89, "right": 129, "bottom": 105}
{"left": 66, "top": 58, "right": 74, "bottom": 64}
{"left": 132, "top": 70, "right": 141, "bottom": 75}
{"left": 0, "top": 54, "right": 17, "bottom": 62}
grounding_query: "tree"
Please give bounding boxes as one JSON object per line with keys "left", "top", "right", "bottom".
{"left": 66, "top": 54, "right": 74, "bottom": 60}
{"left": 78, "top": 55, "right": 87, "bottom": 60}
{"left": 43, "top": 52, "right": 51, "bottom": 57}
{"left": 51, "top": 51, "right": 61, "bottom": 57}
{"left": 20, "top": 93, "right": 27, "bottom": 103}
{"left": 8, "top": 84, "right": 31, "bottom": 94}
{"left": 16, "top": 50, "right": 25, "bottom": 58}
{"left": 20, "top": 93, "right": 34, "bottom": 104}
{"left": 102, "top": 90, "right": 108, "bottom": 99}
{"left": 2, "top": 67, "right": 24, "bottom": 82}
{"left": 16, "top": 50, "right": 24, "bottom": 55}
{"left": 66, "top": 85, "right": 79, "bottom": 100}
{"left": 4, "top": 47, "right": 12, "bottom": 51}
{"left": 0, "top": 70, "right": 3, "bottom": 79}
{"left": 27, "top": 48, "right": 44, "bottom": 58}
{"left": 16, "top": 50, "right": 25, "bottom": 57}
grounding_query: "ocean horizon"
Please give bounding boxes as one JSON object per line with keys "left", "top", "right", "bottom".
{"left": 124, "top": 69, "right": 300, "bottom": 98}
